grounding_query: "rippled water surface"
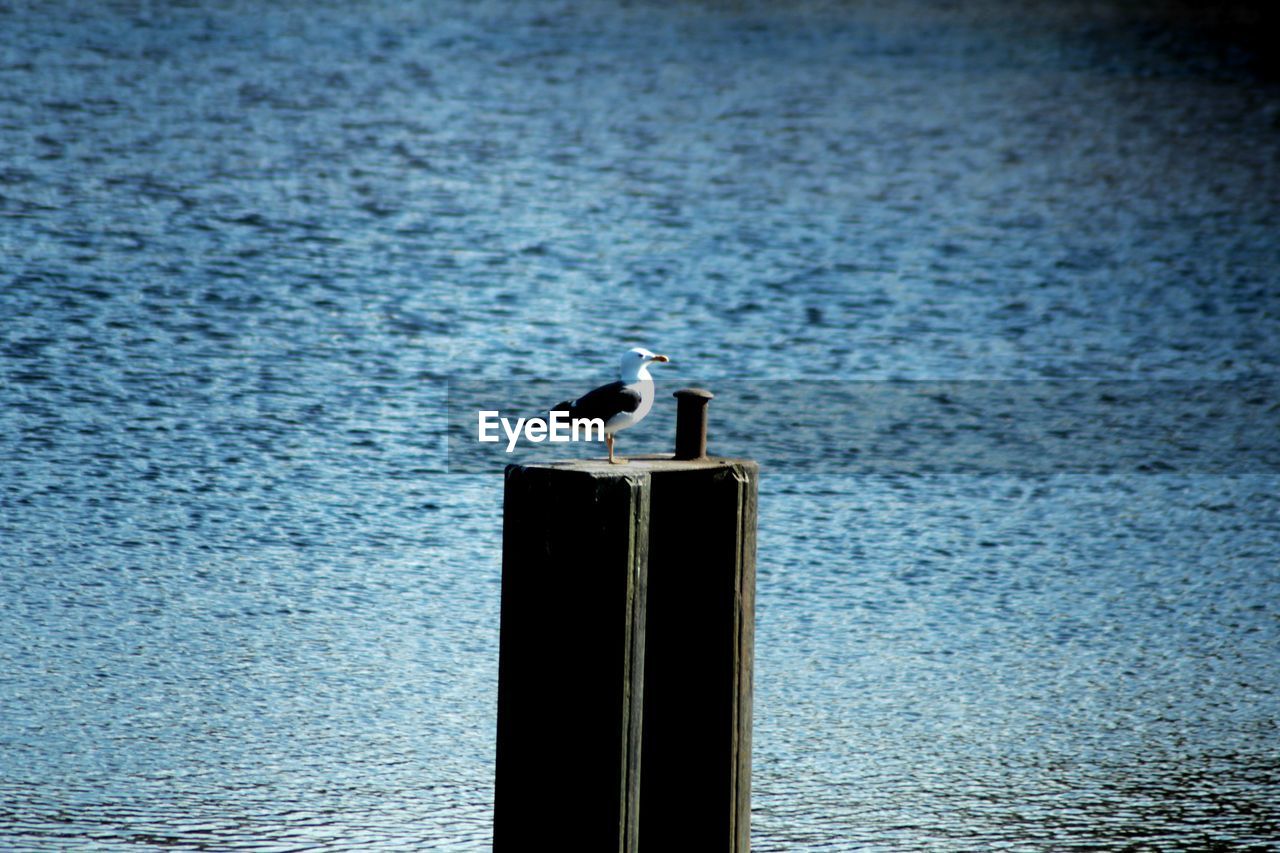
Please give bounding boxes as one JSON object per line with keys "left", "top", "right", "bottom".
{"left": 2, "top": 0, "right": 1278, "bottom": 849}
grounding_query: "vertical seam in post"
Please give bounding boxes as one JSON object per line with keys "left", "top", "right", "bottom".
{"left": 619, "top": 475, "right": 633, "bottom": 853}
{"left": 621, "top": 472, "right": 648, "bottom": 853}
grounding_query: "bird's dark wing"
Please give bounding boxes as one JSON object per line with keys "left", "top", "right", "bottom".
{"left": 552, "top": 381, "right": 641, "bottom": 422}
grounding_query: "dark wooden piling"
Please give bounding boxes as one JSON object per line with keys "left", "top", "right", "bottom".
{"left": 494, "top": 464, "right": 649, "bottom": 852}
{"left": 495, "top": 390, "right": 756, "bottom": 852}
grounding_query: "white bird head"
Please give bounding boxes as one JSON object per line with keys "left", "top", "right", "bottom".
{"left": 620, "top": 347, "right": 670, "bottom": 380}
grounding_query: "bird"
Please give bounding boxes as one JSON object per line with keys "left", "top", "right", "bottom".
{"left": 552, "top": 347, "right": 671, "bottom": 464}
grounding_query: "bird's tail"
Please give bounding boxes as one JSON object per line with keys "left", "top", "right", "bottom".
{"left": 550, "top": 400, "right": 576, "bottom": 423}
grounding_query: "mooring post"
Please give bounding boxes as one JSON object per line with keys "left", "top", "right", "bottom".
{"left": 494, "top": 465, "right": 649, "bottom": 852}
{"left": 673, "top": 387, "right": 713, "bottom": 460}
{"left": 494, "top": 388, "right": 756, "bottom": 852}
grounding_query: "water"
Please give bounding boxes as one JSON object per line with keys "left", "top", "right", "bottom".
{"left": 2, "top": 0, "right": 1278, "bottom": 848}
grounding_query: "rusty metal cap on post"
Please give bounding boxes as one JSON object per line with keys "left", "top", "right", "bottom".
{"left": 673, "top": 387, "right": 714, "bottom": 460}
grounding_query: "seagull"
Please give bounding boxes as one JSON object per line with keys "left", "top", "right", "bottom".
{"left": 553, "top": 347, "right": 671, "bottom": 464}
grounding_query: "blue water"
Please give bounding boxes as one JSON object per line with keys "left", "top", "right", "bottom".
{"left": 2, "top": 0, "right": 1278, "bottom": 849}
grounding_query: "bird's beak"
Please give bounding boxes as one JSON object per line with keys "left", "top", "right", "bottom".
{"left": 650, "top": 354, "right": 670, "bottom": 363}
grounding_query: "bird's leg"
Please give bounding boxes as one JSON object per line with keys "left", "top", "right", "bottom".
{"left": 607, "top": 433, "right": 625, "bottom": 464}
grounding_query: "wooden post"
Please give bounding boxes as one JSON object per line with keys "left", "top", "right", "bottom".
{"left": 641, "top": 458, "right": 757, "bottom": 852}
{"left": 494, "top": 464, "right": 649, "bottom": 852}
{"left": 494, "top": 389, "right": 756, "bottom": 852}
